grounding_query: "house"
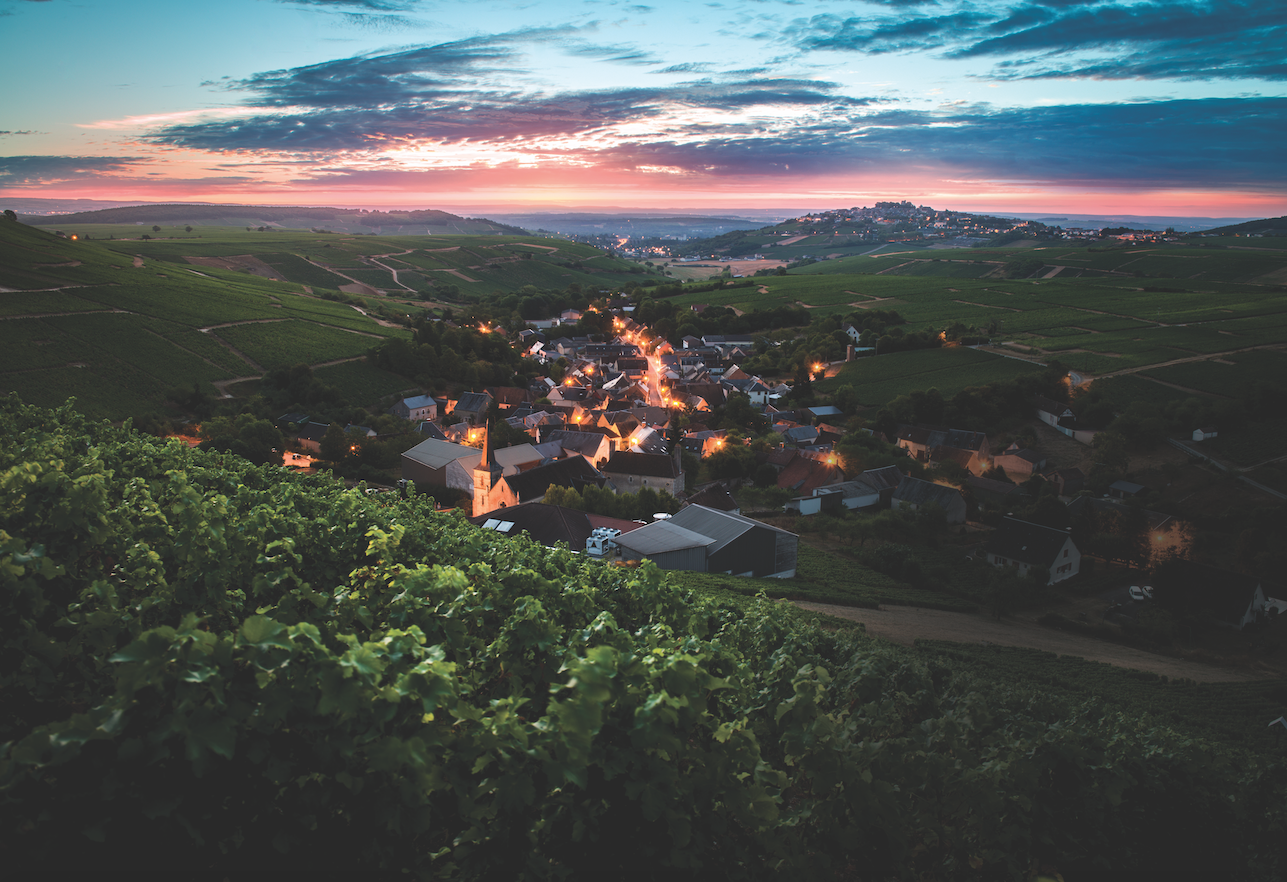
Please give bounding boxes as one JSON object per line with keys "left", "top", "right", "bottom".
{"left": 895, "top": 424, "right": 991, "bottom": 474}
{"left": 785, "top": 479, "right": 881, "bottom": 515}
{"left": 1109, "top": 480, "right": 1146, "bottom": 499}
{"left": 602, "top": 451, "right": 685, "bottom": 495}
{"left": 1034, "top": 394, "right": 1099, "bottom": 444}
{"left": 1044, "top": 467, "right": 1086, "bottom": 498}
{"left": 1152, "top": 559, "right": 1269, "bottom": 629}
{"left": 387, "top": 394, "right": 438, "bottom": 422}
{"left": 1192, "top": 427, "right": 1219, "bottom": 441}
{"left": 487, "top": 386, "right": 531, "bottom": 411}
{"left": 860, "top": 465, "right": 905, "bottom": 506}
{"left": 543, "top": 428, "right": 615, "bottom": 466}
{"left": 492, "top": 442, "right": 554, "bottom": 476}
{"left": 807, "top": 405, "right": 845, "bottom": 422}
{"left": 294, "top": 421, "right": 332, "bottom": 453}
{"left": 401, "top": 437, "right": 482, "bottom": 495}
{"left": 982, "top": 517, "right": 1080, "bottom": 584}
{"left": 452, "top": 391, "right": 493, "bottom": 425}
{"left": 614, "top": 505, "right": 799, "bottom": 578}
{"left": 992, "top": 444, "right": 1047, "bottom": 481}
{"left": 472, "top": 444, "right": 610, "bottom": 517}
{"left": 891, "top": 476, "right": 968, "bottom": 524}
{"left": 776, "top": 455, "right": 845, "bottom": 496}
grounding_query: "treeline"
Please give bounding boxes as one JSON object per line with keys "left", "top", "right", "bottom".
{"left": 632, "top": 296, "right": 810, "bottom": 345}
{"left": 867, "top": 361, "right": 1068, "bottom": 435}
{"left": 542, "top": 483, "right": 682, "bottom": 521}
{"left": 368, "top": 319, "right": 524, "bottom": 388}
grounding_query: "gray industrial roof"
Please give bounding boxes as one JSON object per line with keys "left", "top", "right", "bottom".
{"left": 668, "top": 504, "right": 795, "bottom": 554}
{"left": 401, "top": 437, "right": 481, "bottom": 470}
{"left": 614, "top": 520, "right": 716, "bottom": 556}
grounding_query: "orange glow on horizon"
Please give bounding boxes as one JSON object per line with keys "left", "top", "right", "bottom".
{"left": 7, "top": 159, "right": 1283, "bottom": 217}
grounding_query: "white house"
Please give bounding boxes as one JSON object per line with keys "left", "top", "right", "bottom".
{"left": 982, "top": 517, "right": 1080, "bottom": 585}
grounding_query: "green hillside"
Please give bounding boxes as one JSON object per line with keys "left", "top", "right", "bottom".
{"left": 0, "top": 218, "right": 661, "bottom": 421}
{"left": 0, "top": 218, "right": 418, "bottom": 421}
{"left": 22, "top": 202, "right": 529, "bottom": 236}
{"left": 4, "top": 397, "right": 1285, "bottom": 877}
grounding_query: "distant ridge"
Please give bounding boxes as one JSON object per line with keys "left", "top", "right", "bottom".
{"left": 21, "top": 202, "right": 528, "bottom": 236}
{"left": 1198, "top": 216, "right": 1287, "bottom": 237}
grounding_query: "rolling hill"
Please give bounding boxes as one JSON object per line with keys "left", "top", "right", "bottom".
{"left": 21, "top": 202, "right": 528, "bottom": 236}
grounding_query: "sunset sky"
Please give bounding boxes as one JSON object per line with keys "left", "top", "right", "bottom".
{"left": 1, "top": 0, "right": 1284, "bottom": 216}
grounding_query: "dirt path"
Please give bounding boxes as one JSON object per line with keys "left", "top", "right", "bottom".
{"left": 0, "top": 308, "right": 131, "bottom": 321}
{"left": 132, "top": 256, "right": 144, "bottom": 268}
{"left": 364, "top": 256, "right": 416, "bottom": 292}
{"left": 437, "top": 268, "right": 480, "bottom": 283}
{"left": 347, "top": 304, "right": 405, "bottom": 329}
{"left": 1095, "top": 343, "right": 1286, "bottom": 379}
{"left": 211, "top": 356, "right": 370, "bottom": 399}
{"left": 795, "top": 602, "right": 1262, "bottom": 683}
{"left": 952, "top": 299, "right": 1020, "bottom": 311}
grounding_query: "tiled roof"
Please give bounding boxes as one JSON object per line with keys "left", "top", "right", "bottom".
{"left": 605, "top": 451, "right": 681, "bottom": 478}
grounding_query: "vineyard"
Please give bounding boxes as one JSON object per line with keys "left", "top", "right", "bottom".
{"left": 814, "top": 346, "right": 1040, "bottom": 404}
{"left": 4, "top": 398, "right": 1285, "bottom": 878}
{"left": 914, "top": 641, "right": 1287, "bottom": 752}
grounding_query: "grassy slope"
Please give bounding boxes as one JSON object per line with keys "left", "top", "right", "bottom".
{"left": 0, "top": 221, "right": 413, "bottom": 420}
{"left": 664, "top": 240, "right": 1287, "bottom": 395}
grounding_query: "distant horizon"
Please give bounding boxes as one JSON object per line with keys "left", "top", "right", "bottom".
{"left": 3, "top": 1, "right": 1283, "bottom": 221}
{"left": 7, "top": 196, "right": 1270, "bottom": 231}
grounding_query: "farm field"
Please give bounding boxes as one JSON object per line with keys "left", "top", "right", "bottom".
{"left": 213, "top": 320, "right": 384, "bottom": 372}
{"left": 1143, "top": 348, "right": 1287, "bottom": 397}
{"left": 663, "top": 240, "right": 1287, "bottom": 385}
{"left": 814, "top": 347, "right": 1042, "bottom": 405}
{"left": 912, "top": 641, "right": 1283, "bottom": 751}
{"left": 0, "top": 221, "right": 434, "bottom": 420}
{"left": 669, "top": 544, "right": 978, "bottom": 613}
{"left": 312, "top": 359, "right": 416, "bottom": 403}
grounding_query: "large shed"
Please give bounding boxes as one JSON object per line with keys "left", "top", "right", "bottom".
{"left": 614, "top": 521, "right": 716, "bottom": 572}
{"left": 401, "top": 437, "right": 481, "bottom": 495}
{"left": 891, "top": 476, "right": 968, "bottom": 524}
{"left": 668, "top": 505, "right": 799, "bottom": 578}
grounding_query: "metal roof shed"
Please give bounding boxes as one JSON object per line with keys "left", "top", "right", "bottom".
{"left": 668, "top": 505, "right": 799, "bottom": 579}
{"left": 614, "top": 521, "right": 715, "bottom": 572}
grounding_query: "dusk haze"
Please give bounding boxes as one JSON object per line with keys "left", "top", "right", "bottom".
{"left": 2, "top": 0, "right": 1284, "bottom": 215}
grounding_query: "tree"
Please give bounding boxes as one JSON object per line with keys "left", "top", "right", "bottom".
{"left": 792, "top": 358, "right": 814, "bottom": 404}
{"left": 185, "top": 225, "right": 193, "bottom": 233}
{"left": 3, "top": 209, "right": 16, "bottom": 222}
{"left": 152, "top": 225, "right": 161, "bottom": 233}
{"left": 320, "top": 422, "right": 349, "bottom": 463}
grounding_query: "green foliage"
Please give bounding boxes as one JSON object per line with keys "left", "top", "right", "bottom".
{"left": 542, "top": 483, "right": 681, "bottom": 521}
{"left": 2, "top": 397, "right": 1285, "bottom": 879}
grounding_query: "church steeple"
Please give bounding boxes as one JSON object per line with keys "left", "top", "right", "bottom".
{"left": 472, "top": 421, "right": 502, "bottom": 517}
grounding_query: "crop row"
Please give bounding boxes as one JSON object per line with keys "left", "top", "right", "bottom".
{"left": 312, "top": 360, "right": 416, "bottom": 403}
{"left": 913, "top": 640, "right": 1287, "bottom": 753}
{"left": 44, "top": 313, "right": 234, "bottom": 389}
{"left": 258, "top": 253, "right": 352, "bottom": 289}
{"left": 0, "top": 318, "right": 107, "bottom": 372}
{"left": 12, "top": 362, "right": 169, "bottom": 420}
{"left": 214, "top": 320, "right": 381, "bottom": 371}
{"left": 0, "top": 289, "right": 112, "bottom": 317}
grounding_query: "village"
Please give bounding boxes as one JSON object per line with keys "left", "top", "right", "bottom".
{"left": 267, "top": 302, "right": 1280, "bottom": 643}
